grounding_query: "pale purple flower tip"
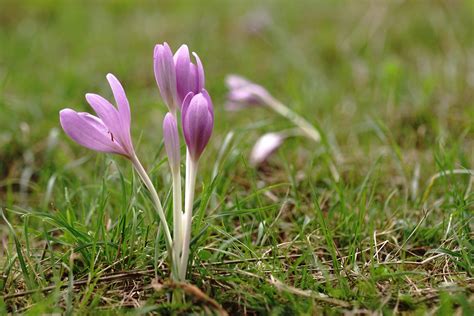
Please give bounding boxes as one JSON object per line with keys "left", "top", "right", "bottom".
{"left": 250, "top": 132, "right": 285, "bottom": 166}
{"left": 163, "top": 112, "right": 181, "bottom": 170}
{"left": 182, "top": 90, "right": 214, "bottom": 161}
{"left": 154, "top": 42, "right": 178, "bottom": 112}
{"left": 59, "top": 74, "right": 135, "bottom": 158}
{"left": 225, "top": 74, "right": 270, "bottom": 111}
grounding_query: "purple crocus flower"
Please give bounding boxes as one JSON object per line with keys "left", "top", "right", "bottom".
{"left": 59, "top": 73, "right": 135, "bottom": 158}
{"left": 225, "top": 74, "right": 270, "bottom": 111}
{"left": 154, "top": 43, "right": 205, "bottom": 112}
{"left": 181, "top": 90, "right": 214, "bottom": 161}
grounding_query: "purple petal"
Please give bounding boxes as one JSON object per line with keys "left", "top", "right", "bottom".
{"left": 105, "top": 73, "right": 134, "bottom": 153}
{"left": 85, "top": 93, "right": 123, "bottom": 147}
{"left": 174, "top": 44, "right": 192, "bottom": 104}
{"left": 59, "top": 109, "right": 126, "bottom": 155}
{"left": 163, "top": 113, "right": 181, "bottom": 170}
{"left": 200, "top": 89, "right": 214, "bottom": 119}
{"left": 188, "top": 63, "right": 198, "bottom": 95}
{"left": 154, "top": 43, "right": 178, "bottom": 112}
{"left": 181, "top": 92, "right": 194, "bottom": 114}
{"left": 192, "top": 52, "right": 205, "bottom": 92}
{"left": 106, "top": 73, "right": 130, "bottom": 128}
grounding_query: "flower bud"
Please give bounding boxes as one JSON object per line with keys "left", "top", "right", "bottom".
{"left": 154, "top": 43, "right": 179, "bottom": 112}
{"left": 163, "top": 113, "right": 181, "bottom": 171}
{"left": 181, "top": 90, "right": 214, "bottom": 161}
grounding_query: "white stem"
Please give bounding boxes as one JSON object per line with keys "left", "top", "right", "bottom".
{"left": 179, "top": 151, "right": 198, "bottom": 280}
{"left": 171, "top": 165, "right": 183, "bottom": 279}
{"left": 131, "top": 155, "right": 173, "bottom": 252}
{"left": 263, "top": 94, "right": 321, "bottom": 143}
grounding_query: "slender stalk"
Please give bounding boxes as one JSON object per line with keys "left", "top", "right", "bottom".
{"left": 179, "top": 150, "right": 198, "bottom": 280}
{"left": 171, "top": 166, "right": 183, "bottom": 279}
{"left": 262, "top": 94, "right": 321, "bottom": 143}
{"left": 131, "top": 154, "right": 173, "bottom": 251}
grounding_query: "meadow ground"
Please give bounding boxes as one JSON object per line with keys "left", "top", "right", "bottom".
{"left": 0, "top": 0, "right": 473, "bottom": 314}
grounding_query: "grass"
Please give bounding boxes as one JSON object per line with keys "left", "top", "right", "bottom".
{"left": 0, "top": 0, "right": 473, "bottom": 314}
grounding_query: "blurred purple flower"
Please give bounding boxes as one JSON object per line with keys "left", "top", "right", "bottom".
{"left": 181, "top": 90, "right": 214, "bottom": 161}
{"left": 225, "top": 74, "right": 322, "bottom": 143}
{"left": 250, "top": 132, "right": 285, "bottom": 166}
{"left": 154, "top": 43, "right": 205, "bottom": 112}
{"left": 225, "top": 74, "right": 271, "bottom": 111}
{"left": 59, "top": 73, "right": 135, "bottom": 158}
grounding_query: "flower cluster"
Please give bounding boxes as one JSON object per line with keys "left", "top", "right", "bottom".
{"left": 154, "top": 43, "right": 213, "bottom": 280}
{"left": 59, "top": 43, "right": 214, "bottom": 282}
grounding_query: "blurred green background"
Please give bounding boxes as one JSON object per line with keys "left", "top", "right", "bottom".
{"left": 1, "top": 0, "right": 473, "bottom": 183}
